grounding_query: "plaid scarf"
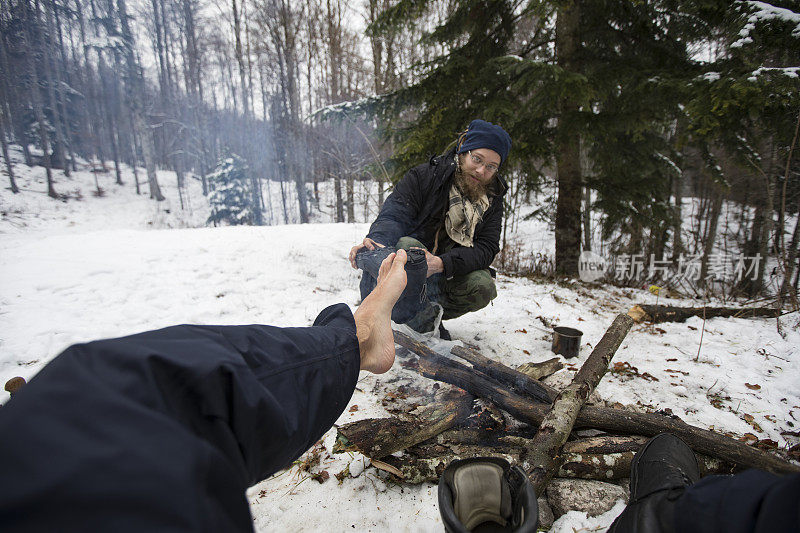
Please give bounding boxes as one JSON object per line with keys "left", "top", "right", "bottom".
{"left": 444, "top": 183, "right": 490, "bottom": 247}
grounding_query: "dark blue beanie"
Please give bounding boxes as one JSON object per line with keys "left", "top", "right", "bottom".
{"left": 456, "top": 119, "right": 512, "bottom": 165}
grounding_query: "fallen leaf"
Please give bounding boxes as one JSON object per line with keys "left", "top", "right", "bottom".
{"left": 311, "top": 470, "right": 330, "bottom": 483}
{"left": 789, "top": 444, "right": 800, "bottom": 460}
{"left": 740, "top": 433, "right": 758, "bottom": 445}
{"left": 349, "top": 405, "right": 358, "bottom": 412}
{"left": 742, "top": 413, "right": 763, "bottom": 432}
{"left": 745, "top": 383, "right": 761, "bottom": 390}
{"left": 756, "top": 439, "right": 778, "bottom": 450}
{"left": 515, "top": 328, "right": 528, "bottom": 334}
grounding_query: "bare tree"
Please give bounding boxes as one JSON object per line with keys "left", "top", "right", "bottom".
{"left": 118, "top": 0, "right": 165, "bottom": 200}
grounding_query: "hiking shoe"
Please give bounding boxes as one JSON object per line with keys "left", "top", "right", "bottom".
{"left": 438, "top": 457, "right": 538, "bottom": 533}
{"left": 404, "top": 302, "right": 443, "bottom": 335}
{"left": 439, "top": 323, "right": 452, "bottom": 341}
{"left": 608, "top": 433, "right": 700, "bottom": 533}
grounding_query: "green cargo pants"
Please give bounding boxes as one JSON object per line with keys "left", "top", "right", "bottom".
{"left": 396, "top": 236, "right": 497, "bottom": 320}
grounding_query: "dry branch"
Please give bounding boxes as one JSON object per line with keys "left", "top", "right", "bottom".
{"left": 630, "top": 304, "right": 783, "bottom": 323}
{"left": 525, "top": 314, "right": 634, "bottom": 493}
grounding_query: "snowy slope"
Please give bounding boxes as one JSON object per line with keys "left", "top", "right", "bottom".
{"left": 1, "top": 158, "right": 798, "bottom": 532}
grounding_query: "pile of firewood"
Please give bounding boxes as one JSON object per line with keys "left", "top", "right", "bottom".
{"left": 335, "top": 310, "right": 800, "bottom": 498}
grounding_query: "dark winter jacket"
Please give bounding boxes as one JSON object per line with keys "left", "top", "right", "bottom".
{"left": 367, "top": 148, "right": 508, "bottom": 278}
{"left": 0, "top": 304, "right": 360, "bottom": 532}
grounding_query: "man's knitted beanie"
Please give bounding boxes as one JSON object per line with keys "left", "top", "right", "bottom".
{"left": 456, "top": 119, "right": 512, "bottom": 165}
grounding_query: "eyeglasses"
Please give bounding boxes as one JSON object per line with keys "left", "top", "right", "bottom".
{"left": 467, "top": 151, "right": 500, "bottom": 175}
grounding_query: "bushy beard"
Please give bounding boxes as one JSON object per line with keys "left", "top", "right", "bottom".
{"left": 455, "top": 166, "right": 490, "bottom": 202}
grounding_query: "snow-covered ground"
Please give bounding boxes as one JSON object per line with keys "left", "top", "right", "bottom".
{"left": 1, "top": 155, "right": 798, "bottom": 532}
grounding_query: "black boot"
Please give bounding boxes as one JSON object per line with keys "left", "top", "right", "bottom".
{"left": 438, "top": 457, "right": 538, "bottom": 533}
{"left": 356, "top": 247, "right": 428, "bottom": 324}
{"left": 608, "top": 433, "right": 700, "bottom": 533}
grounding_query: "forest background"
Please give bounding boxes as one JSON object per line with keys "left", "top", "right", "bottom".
{"left": 1, "top": 0, "right": 799, "bottom": 303}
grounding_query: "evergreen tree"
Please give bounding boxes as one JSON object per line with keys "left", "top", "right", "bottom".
{"left": 335, "top": 0, "right": 728, "bottom": 276}
{"left": 684, "top": 0, "right": 800, "bottom": 296}
{"left": 206, "top": 154, "right": 255, "bottom": 226}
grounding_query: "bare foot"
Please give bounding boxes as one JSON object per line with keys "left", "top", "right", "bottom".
{"left": 354, "top": 249, "right": 407, "bottom": 373}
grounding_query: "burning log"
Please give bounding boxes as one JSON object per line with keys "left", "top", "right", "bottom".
{"left": 450, "top": 344, "right": 556, "bottom": 402}
{"left": 525, "top": 314, "right": 634, "bottom": 493}
{"left": 629, "top": 304, "right": 783, "bottom": 323}
{"left": 393, "top": 331, "right": 800, "bottom": 475}
{"left": 336, "top": 388, "right": 474, "bottom": 459}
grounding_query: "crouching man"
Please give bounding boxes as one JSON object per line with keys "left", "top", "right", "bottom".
{"left": 349, "top": 119, "right": 512, "bottom": 339}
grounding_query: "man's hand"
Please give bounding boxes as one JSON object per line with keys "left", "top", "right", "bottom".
{"left": 414, "top": 247, "right": 444, "bottom": 278}
{"left": 349, "top": 238, "right": 385, "bottom": 269}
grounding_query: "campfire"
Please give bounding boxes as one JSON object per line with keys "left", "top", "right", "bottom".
{"left": 333, "top": 305, "right": 800, "bottom": 523}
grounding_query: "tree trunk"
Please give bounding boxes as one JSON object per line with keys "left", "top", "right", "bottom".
{"left": 778, "top": 110, "right": 800, "bottom": 260}
{"left": 24, "top": 1, "right": 57, "bottom": 198}
{"left": 699, "top": 186, "right": 723, "bottom": 287}
{"left": 525, "top": 314, "right": 633, "bottom": 494}
{"left": 757, "top": 153, "right": 775, "bottom": 292}
{"left": 0, "top": 110, "right": 19, "bottom": 193}
{"left": 45, "top": 0, "right": 76, "bottom": 176}
{"left": 231, "top": 0, "right": 249, "bottom": 117}
{"left": 672, "top": 173, "right": 684, "bottom": 261}
{"left": 0, "top": 27, "right": 31, "bottom": 167}
{"left": 582, "top": 186, "right": 591, "bottom": 251}
{"left": 554, "top": 0, "right": 582, "bottom": 276}
{"left": 334, "top": 173, "right": 344, "bottom": 222}
{"left": 779, "top": 195, "right": 800, "bottom": 300}
{"left": 131, "top": 129, "right": 141, "bottom": 195}
{"left": 75, "top": 0, "right": 106, "bottom": 170}
{"left": 117, "top": 0, "right": 164, "bottom": 201}
{"left": 98, "top": 52, "right": 122, "bottom": 186}
{"left": 37, "top": 0, "right": 68, "bottom": 174}
{"left": 346, "top": 172, "right": 355, "bottom": 223}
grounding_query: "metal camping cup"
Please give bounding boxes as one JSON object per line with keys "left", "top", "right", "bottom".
{"left": 551, "top": 326, "right": 583, "bottom": 359}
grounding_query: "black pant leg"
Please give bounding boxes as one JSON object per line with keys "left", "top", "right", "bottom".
{"left": 0, "top": 303, "right": 360, "bottom": 533}
{"left": 674, "top": 470, "right": 800, "bottom": 533}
